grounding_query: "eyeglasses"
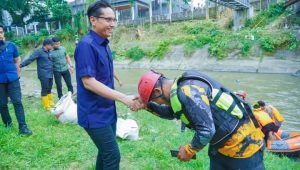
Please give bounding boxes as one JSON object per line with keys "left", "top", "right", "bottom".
{"left": 94, "top": 16, "right": 117, "bottom": 23}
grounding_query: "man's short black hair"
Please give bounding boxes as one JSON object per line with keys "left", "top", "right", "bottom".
{"left": 52, "top": 37, "right": 60, "bottom": 43}
{"left": 0, "top": 25, "right": 4, "bottom": 30}
{"left": 43, "top": 39, "right": 54, "bottom": 46}
{"left": 87, "top": 0, "right": 112, "bottom": 18}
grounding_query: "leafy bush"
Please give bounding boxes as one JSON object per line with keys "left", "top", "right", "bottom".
{"left": 156, "top": 25, "right": 165, "bottom": 33}
{"left": 55, "top": 25, "right": 76, "bottom": 41}
{"left": 4, "top": 31, "right": 14, "bottom": 40}
{"left": 20, "top": 34, "right": 40, "bottom": 48}
{"left": 39, "top": 29, "right": 49, "bottom": 36}
{"left": 259, "top": 31, "right": 297, "bottom": 52}
{"left": 126, "top": 46, "right": 145, "bottom": 61}
{"left": 185, "top": 34, "right": 212, "bottom": 54}
{"left": 187, "top": 26, "right": 203, "bottom": 35}
{"left": 150, "top": 41, "right": 170, "bottom": 60}
{"left": 245, "top": 2, "right": 286, "bottom": 28}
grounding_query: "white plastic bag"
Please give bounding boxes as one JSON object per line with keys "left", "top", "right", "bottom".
{"left": 52, "top": 92, "right": 78, "bottom": 123}
{"left": 116, "top": 118, "right": 139, "bottom": 141}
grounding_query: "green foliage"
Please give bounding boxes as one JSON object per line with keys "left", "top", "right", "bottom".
{"left": 240, "top": 39, "right": 253, "bottom": 56}
{"left": 259, "top": 31, "right": 297, "bottom": 52}
{"left": 55, "top": 25, "right": 76, "bottom": 41}
{"left": 39, "top": 29, "right": 49, "bottom": 36}
{"left": 185, "top": 34, "right": 212, "bottom": 55}
{"left": 126, "top": 46, "right": 145, "bottom": 61}
{"left": 4, "top": 31, "right": 14, "bottom": 40}
{"left": 19, "top": 34, "right": 40, "bottom": 48}
{"left": 150, "top": 41, "right": 170, "bottom": 60}
{"left": 0, "top": 0, "right": 32, "bottom": 25}
{"left": 47, "top": 0, "right": 72, "bottom": 22}
{"left": 245, "top": 2, "right": 286, "bottom": 29}
{"left": 1, "top": 99, "right": 300, "bottom": 169}
{"left": 156, "top": 25, "right": 166, "bottom": 33}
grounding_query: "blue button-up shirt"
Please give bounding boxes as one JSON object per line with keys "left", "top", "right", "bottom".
{"left": 75, "top": 30, "right": 116, "bottom": 128}
{"left": 20, "top": 47, "right": 53, "bottom": 79}
{"left": 0, "top": 41, "right": 19, "bottom": 83}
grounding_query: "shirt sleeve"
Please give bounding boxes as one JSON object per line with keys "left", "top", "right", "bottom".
{"left": 178, "top": 84, "right": 216, "bottom": 151}
{"left": 12, "top": 43, "right": 19, "bottom": 58}
{"left": 20, "top": 49, "right": 40, "bottom": 67}
{"left": 74, "top": 42, "right": 97, "bottom": 78}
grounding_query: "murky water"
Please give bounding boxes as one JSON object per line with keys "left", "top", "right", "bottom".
{"left": 20, "top": 68, "right": 300, "bottom": 130}
{"left": 114, "top": 69, "right": 300, "bottom": 131}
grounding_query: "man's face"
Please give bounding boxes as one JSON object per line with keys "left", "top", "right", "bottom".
{"left": 89, "top": 7, "right": 116, "bottom": 38}
{"left": 53, "top": 42, "right": 60, "bottom": 49}
{"left": 45, "top": 44, "right": 53, "bottom": 51}
{"left": 149, "top": 87, "right": 169, "bottom": 106}
{"left": 0, "top": 27, "right": 4, "bottom": 40}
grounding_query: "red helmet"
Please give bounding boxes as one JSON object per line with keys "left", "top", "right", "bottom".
{"left": 138, "top": 71, "right": 161, "bottom": 102}
{"left": 235, "top": 90, "right": 248, "bottom": 100}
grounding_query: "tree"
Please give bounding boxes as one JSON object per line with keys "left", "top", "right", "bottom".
{"left": 0, "top": 0, "right": 32, "bottom": 26}
{"left": 47, "top": 0, "right": 72, "bottom": 22}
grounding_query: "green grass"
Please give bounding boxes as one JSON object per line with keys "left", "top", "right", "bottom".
{"left": 1, "top": 98, "right": 300, "bottom": 169}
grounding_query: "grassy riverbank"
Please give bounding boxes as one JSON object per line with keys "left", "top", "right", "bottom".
{"left": 0, "top": 97, "right": 299, "bottom": 169}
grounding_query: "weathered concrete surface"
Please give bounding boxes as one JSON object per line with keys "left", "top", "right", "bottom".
{"left": 114, "top": 45, "right": 300, "bottom": 74}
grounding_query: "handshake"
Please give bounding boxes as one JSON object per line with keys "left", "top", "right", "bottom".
{"left": 122, "top": 95, "right": 145, "bottom": 112}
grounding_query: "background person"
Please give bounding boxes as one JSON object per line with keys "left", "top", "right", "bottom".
{"left": 0, "top": 25, "right": 32, "bottom": 135}
{"left": 51, "top": 37, "right": 74, "bottom": 99}
{"left": 20, "top": 39, "right": 54, "bottom": 110}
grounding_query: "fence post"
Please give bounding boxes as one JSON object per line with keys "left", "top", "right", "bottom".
{"left": 16, "top": 26, "right": 19, "bottom": 37}
{"left": 149, "top": 1, "right": 152, "bottom": 28}
{"left": 169, "top": 0, "right": 172, "bottom": 23}
{"left": 24, "top": 25, "right": 28, "bottom": 34}
{"left": 58, "top": 21, "right": 62, "bottom": 30}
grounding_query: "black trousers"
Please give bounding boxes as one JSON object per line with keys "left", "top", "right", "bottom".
{"left": 0, "top": 79, "right": 27, "bottom": 128}
{"left": 85, "top": 122, "right": 120, "bottom": 170}
{"left": 39, "top": 77, "right": 53, "bottom": 96}
{"left": 210, "top": 149, "right": 265, "bottom": 170}
{"left": 53, "top": 70, "right": 73, "bottom": 99}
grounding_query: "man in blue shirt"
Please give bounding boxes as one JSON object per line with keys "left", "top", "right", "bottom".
{"left": 74, "top": 1, "right": 142, "bottom": 169}
{"left": 20, "top": 39, "right": 54, "bottom": 110}
{"left": 0, "top": 25, "right": 32, "bottom": 135}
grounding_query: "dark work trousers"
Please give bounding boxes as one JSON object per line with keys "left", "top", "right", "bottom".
{"left": 53, "top": 70, "right": 73, "bottom": 99}
{"left": 85, "top": 122, "right": 120, "bottom": 170}
{"left": 0, "top": 79, "right": 27, "bottom": 128}
{"left": 39, "top": 77, "right": 53, "bottom": 96}
{"left": 210, "top": 149, "right": 265, "bottom": 170}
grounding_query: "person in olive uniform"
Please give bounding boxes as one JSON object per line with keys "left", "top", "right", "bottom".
{"left": 51, "top": 37, "right": 74, "bottom": 99}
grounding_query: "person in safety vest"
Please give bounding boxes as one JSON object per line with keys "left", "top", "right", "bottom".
{"left": 253, "top": 101, "right": 284, "bottom": 141}
{"left": 138, "top": 70, "right": 265, "bottom": 170}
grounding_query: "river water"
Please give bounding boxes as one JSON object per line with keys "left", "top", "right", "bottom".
{"left": 114, "top": 69, "right": 300, "bottom": 131}
{"left": 20, "top": 68, "right": 300, "bottom": 130}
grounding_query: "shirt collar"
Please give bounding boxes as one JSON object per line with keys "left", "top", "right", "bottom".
{"left": 89, "top": 30, "right": 109, "bottom": 46}
{"left": 42, "top": 47, "right": 50, "bottom": 52}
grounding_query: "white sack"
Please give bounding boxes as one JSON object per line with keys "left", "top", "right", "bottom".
{"left": 117, "top": 118, "right": 139, "bottom": 141}
{"left": 52, "top": 92, "right": 77, "bottom": 123}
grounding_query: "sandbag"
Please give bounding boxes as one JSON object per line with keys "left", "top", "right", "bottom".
{"left": 52, "top": 92, "right": 78, "bottom": 123}
{"left": 116, "top": 118, "right": 139, "bottom": 141}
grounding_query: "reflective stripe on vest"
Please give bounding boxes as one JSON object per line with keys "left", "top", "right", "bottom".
{"left": 170, "top": 76, "right": 244, "bottom": 127}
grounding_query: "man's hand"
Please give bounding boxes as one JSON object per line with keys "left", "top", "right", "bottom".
{"left": 69, "top": 66, "right": 74, "bottom": 74}
{"left": 177, "top": 144, "right": 197, "bottom": 162}
{"left": 122, "top": 95, "right": 144, "bottom": 112}
{"left": 16, "top": 64, "right": 21, "bottom": 77}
